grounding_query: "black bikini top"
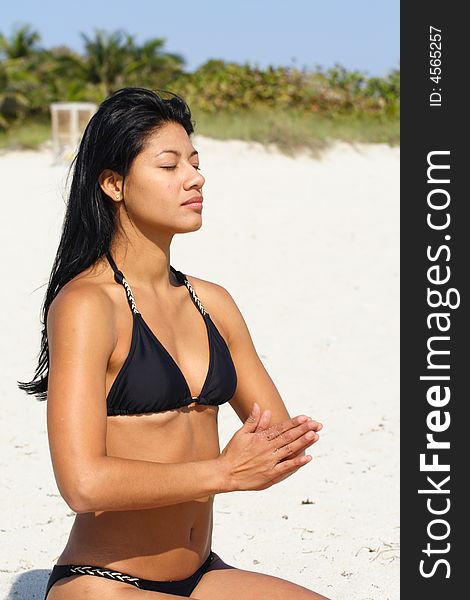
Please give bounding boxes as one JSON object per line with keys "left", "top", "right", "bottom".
{"left": 105, "top": 252, "right": 238, "bottom": 416}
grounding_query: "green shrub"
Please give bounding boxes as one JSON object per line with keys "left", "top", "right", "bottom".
{"left": 0, "top": 25, "right": 399, "bottom": 147}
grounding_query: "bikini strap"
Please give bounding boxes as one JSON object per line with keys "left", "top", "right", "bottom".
{"left": 105, "top": 251, "right": 140, "bottom": 315}
{"left": 170, "top": 266, "right": 208, "bottom": 317}
{"left": 106, "top": 252, "right": 207, "bottom": 317}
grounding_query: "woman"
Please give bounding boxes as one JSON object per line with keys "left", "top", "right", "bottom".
{"left": 19, "top": 87, "right": 328, "bottom": 600}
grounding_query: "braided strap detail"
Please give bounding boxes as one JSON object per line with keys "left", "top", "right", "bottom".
{"left": 121, "top": 276, "right": 140, "bottom": 314}
{"left": 183, "top": 277, "right": 207, "bottom": 316}
{"left": 69, "top": 565, "right": 141, "bottom": 587}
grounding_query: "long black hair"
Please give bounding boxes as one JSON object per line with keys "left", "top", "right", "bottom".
{"left": 17, "top": 87, "right": 195, "bottom": 400}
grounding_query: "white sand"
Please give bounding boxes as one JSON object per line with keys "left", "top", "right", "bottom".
{"left": 0, "top": 137, "right": 399, "bottom": 600}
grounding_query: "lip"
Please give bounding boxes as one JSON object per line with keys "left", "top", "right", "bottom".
{"left": 181, "top": 196, "right": 203, "bottom": 207}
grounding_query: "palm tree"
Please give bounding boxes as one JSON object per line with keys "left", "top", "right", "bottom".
{"left": 126, "top": 37, "right": 186, "bottom": 87}
{"left": 81, "top": 29, "right": 187, "bottom": 95}
{"left": 79, "top": 28, "right": 136, "bottom": 96}
{"left": 0, "top": 23, "right": 41, "bottom": 59}
{"left": 0, "top": 25, "right": 42, "bottom": 126}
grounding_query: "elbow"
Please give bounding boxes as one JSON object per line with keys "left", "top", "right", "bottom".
{"left": 61, "top": 471, "right": 98, "bottom": 514}
{"left": 66, "top": 490, "right": 92, "bottom": 514}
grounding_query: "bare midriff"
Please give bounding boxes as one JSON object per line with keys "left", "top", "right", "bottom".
{"left": 56, "top": 405, "right": 220, "bottom": 581}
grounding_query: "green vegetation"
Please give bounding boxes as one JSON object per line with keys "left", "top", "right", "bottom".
{"left": 0, "top": 24, "right": 400, "bottom": 153}
{"left": 0, "top": 117, "right": 50, "bottom": 150}
{"left": 191, "top": 108, "right": 399, "bottom": 157}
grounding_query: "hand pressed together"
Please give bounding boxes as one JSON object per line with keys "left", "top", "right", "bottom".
{"left": 218, "top": 402, "right": 323, "bottom": 492}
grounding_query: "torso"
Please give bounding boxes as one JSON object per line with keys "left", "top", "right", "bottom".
{"left": 55, "top": 257, "right": 230, "bottom": 579}
{"left": 57, "top": 408, "right": 220, "bottom": 579}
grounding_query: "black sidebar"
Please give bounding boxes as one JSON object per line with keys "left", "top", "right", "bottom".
{"left": 401, "top": 3, "right": 467, "bottom": 598}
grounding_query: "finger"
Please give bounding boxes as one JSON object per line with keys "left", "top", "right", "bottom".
{"left": 278, "top": 445, "right": 316, "bottom": 464}
{"left": 242, "top": 402, "right": 261, "bottom": 432}
{"left": 281, "top": 447, "right": 305, "bottom": 461}
{"left": 306, "top": 419, "right": 323, "bottom": 432}
{"left": 275, "top": 429, "right": 318, "bottom": 459}
{"left": 263, "top": 415, "right": 313, "bottom": 441}
{"left": 266, "top": 419, "right": 320, "bottom": 447}
{"left": 273, "top": 453, "right": 313, "bottom": 476}
{"left": 254, "top": 409, "right": 272, "bottom": 432}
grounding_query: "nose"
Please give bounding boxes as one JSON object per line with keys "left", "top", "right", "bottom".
{"left": 185, "top": 165, "right": 205, "bottom": 189}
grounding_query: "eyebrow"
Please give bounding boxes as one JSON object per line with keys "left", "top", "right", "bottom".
{"left": 156, "top": 149, "right": 199, "bottom": 158}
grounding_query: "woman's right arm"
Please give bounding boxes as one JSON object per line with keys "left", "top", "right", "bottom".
{"left": 47, "top": 284, "right": 318, "bottom": 514}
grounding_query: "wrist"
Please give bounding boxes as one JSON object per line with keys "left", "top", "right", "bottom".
{"left": 213, "top": 454, "right": 235, "bottom": 494}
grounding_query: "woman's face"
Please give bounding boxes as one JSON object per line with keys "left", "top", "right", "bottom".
{"left": 120, "top": 121, "right": 205, "bottom": 234}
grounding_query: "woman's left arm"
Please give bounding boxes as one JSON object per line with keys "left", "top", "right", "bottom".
{"left": 186, "top": 276, "right": 323, "bottom": 472}
{"left": 203, "top": 281, "right": 296, "bottom": 426}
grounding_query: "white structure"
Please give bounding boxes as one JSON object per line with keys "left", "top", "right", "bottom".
{"left": 50, "top": 102, "right": 97, "bottom": 161}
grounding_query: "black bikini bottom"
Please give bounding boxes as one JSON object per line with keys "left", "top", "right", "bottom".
{"left": 43, "top": 550, "right": 235, "bottom": 598}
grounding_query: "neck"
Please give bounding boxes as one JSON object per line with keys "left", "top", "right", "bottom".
{"left": 109, "top": 231, "right": 175, "bottom": 293}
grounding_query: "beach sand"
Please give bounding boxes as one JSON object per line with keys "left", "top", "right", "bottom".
{"left": 0, "top": 137, "right": 399, "bottom": 600}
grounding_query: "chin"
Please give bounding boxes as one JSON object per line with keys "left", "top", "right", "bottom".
{"left": 175, "top": 218, "right": 203, "bottom": 234}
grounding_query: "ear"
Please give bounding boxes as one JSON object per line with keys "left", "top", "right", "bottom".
{"left": 98, "top": 169, "right": 123, "bottom": 202}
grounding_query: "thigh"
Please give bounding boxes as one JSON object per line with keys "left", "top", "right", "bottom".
{"left": 46, "top": 574, "right": 202, "bottom": 600}
{"left": 190, "top": 563, "right": 331, "bottom": 600}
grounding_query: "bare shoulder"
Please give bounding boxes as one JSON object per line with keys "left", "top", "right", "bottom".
{"left": 47, "top": 269, "right": 115, "bottom": 344}
{"left": 183, "top": 273, "right": 234, "bottom": 305}
{"left": 183, "top": 273, "right": 246, "bottom": 344}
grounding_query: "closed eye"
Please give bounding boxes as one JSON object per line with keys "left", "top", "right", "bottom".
{"left": 161, "top": 165, "right": 201, "bottom": 170}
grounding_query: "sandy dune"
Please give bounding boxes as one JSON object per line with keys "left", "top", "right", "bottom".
{"left": 0, "top": 137, "right": 399, "bottom": 600}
